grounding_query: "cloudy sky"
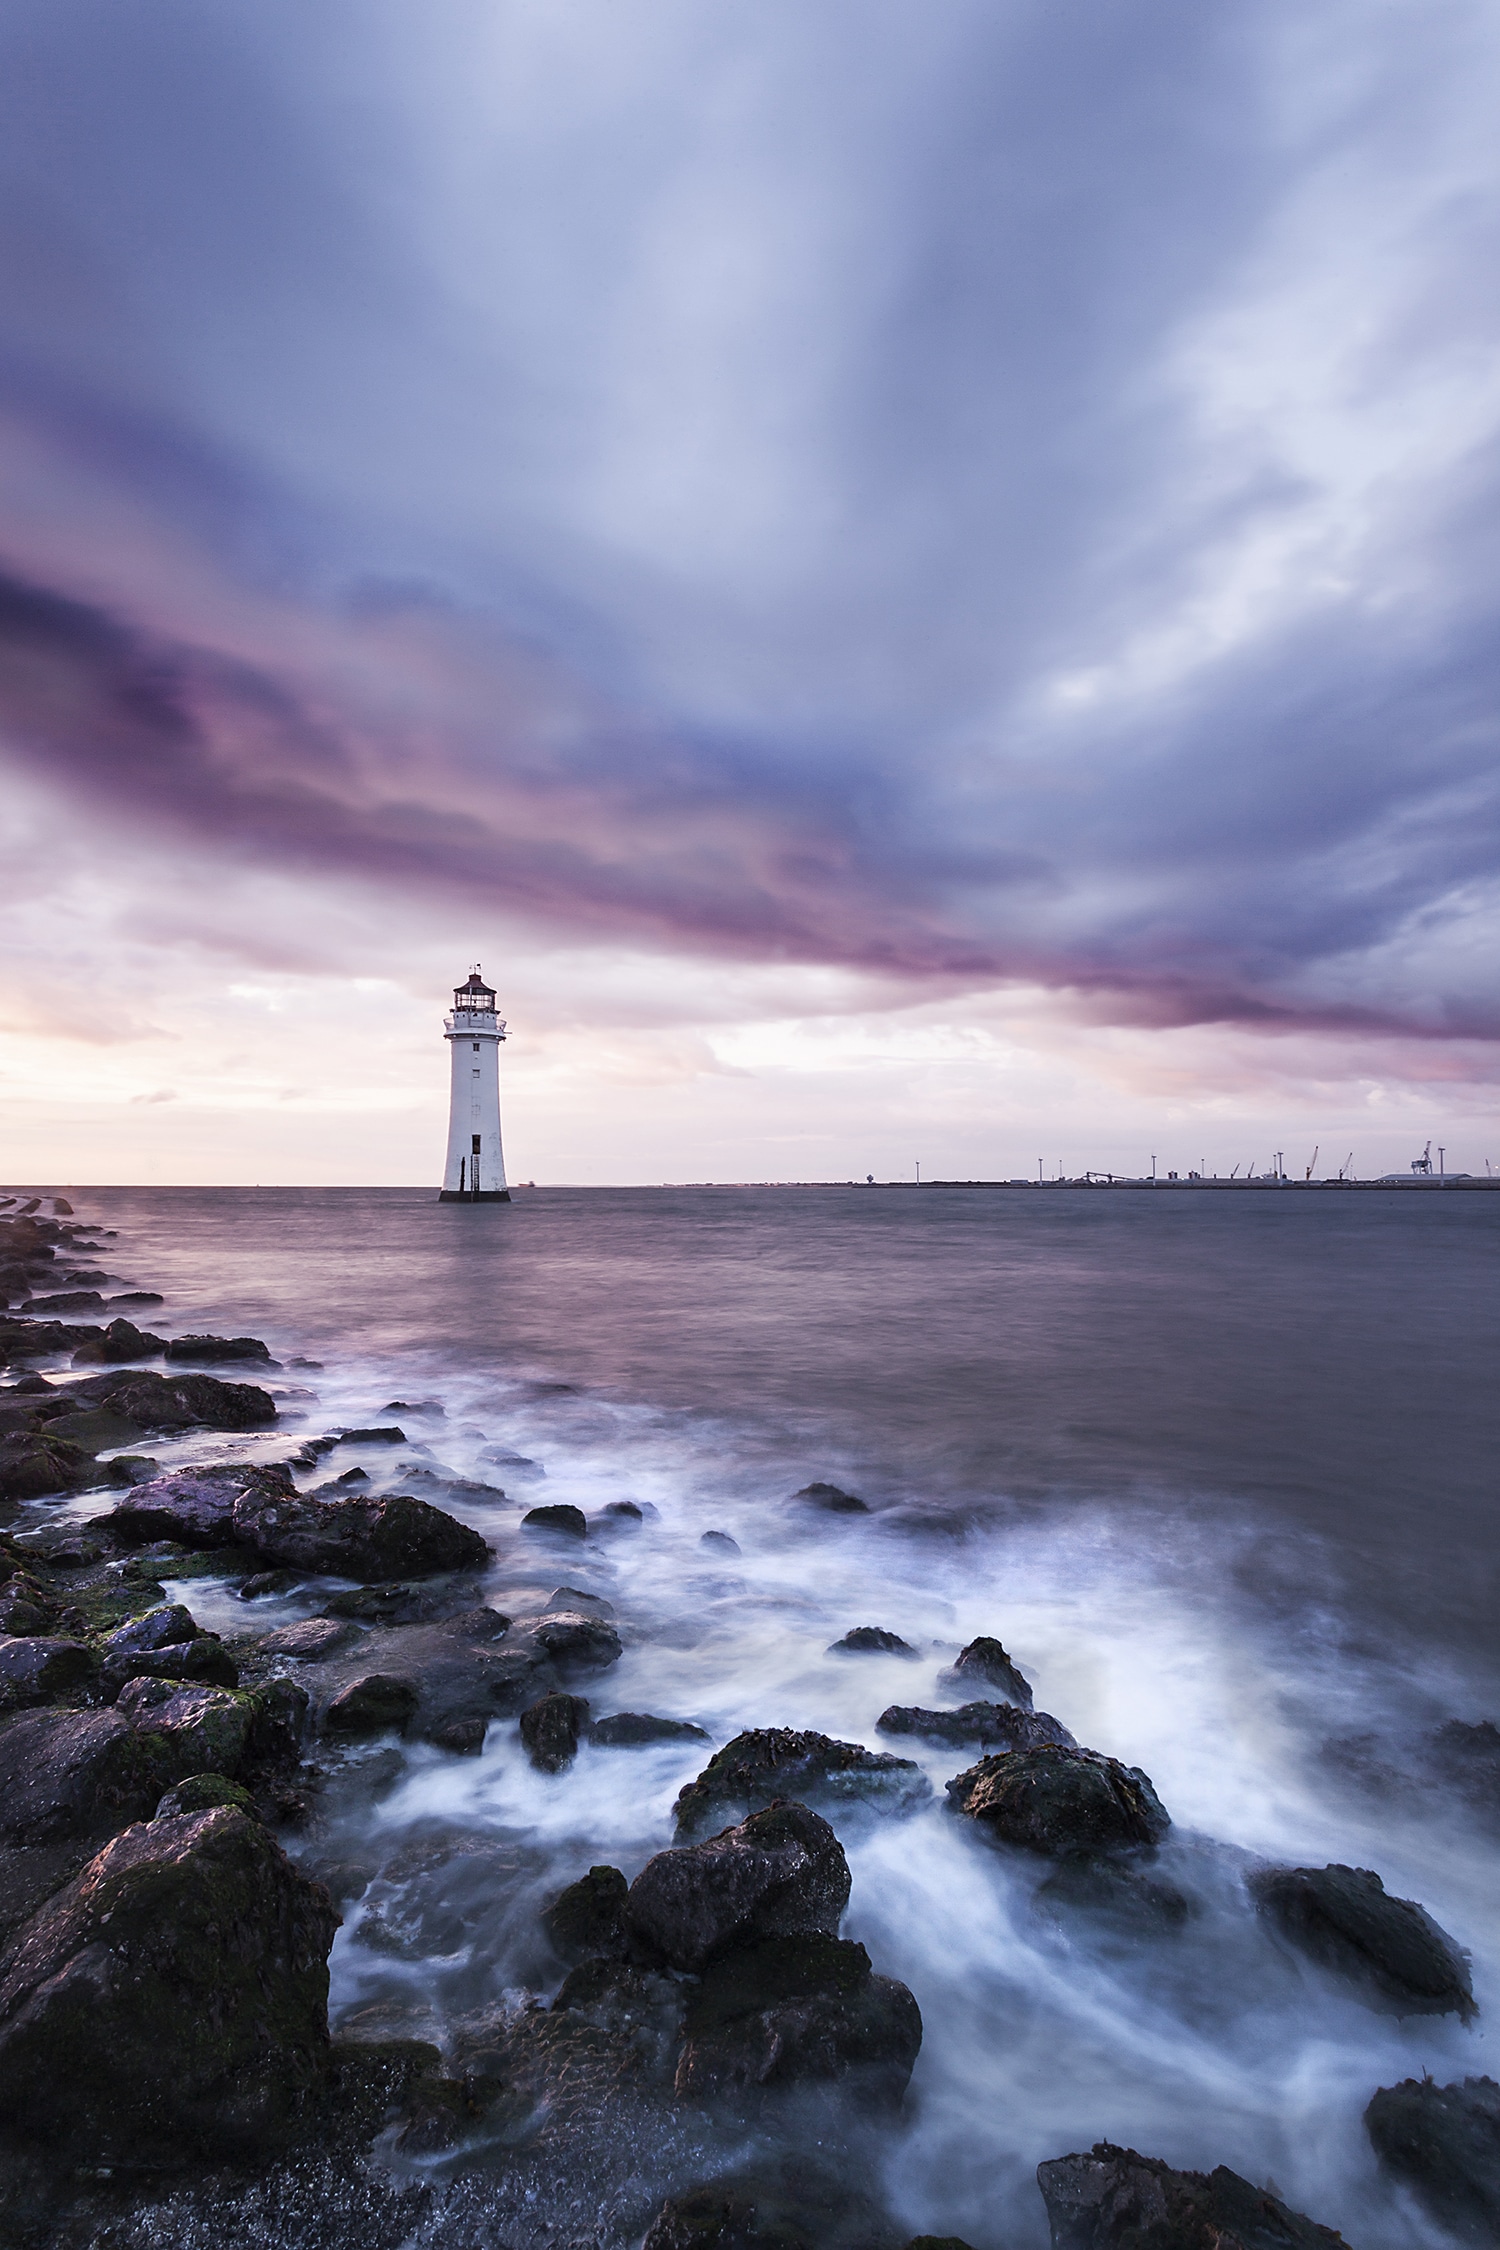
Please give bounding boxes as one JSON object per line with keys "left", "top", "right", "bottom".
{"left": 1, "top": 0, "right": 1497, "bottom": 1184}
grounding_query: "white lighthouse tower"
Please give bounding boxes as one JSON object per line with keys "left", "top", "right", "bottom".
{"left": 439, "top": 967, "right": 511, "bottom": 1202}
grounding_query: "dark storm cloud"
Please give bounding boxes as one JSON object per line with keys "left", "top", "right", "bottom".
{"left": 0, "top": 0, "right": 1496, "bottom": 1040}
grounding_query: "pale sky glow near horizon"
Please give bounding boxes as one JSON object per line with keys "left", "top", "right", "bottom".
{"left": 2, "top": 1, "right": 1499, "bottom": 1187}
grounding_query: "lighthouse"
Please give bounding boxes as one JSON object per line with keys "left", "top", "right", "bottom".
{"left": 439, "top": 967, "right": 511, "bottom": 1202}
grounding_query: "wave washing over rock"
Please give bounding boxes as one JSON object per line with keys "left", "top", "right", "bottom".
{"left": 0, "top": 1186, "right": 1497, "bottom": 2248}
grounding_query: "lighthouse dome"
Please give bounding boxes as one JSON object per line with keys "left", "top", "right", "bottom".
{"left": 453, "top": 966, "right": 496, "bottom": 1012}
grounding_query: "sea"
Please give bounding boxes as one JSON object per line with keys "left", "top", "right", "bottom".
{"left": 35, "top": 1184, "right": 1500, "bottom": 2245}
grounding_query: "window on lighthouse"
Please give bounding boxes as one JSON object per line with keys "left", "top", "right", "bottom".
{"left": 472, "top": 1043, "right": 479, "bottom": 1053}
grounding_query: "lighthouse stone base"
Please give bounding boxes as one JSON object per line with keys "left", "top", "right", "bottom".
{"left": 438, "top": 1188, "right": 512, "bottom": 1203}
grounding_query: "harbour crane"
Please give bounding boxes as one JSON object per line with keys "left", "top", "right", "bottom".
{"left": 1304, "top": 1145, "right": 1319, "bottom": 1180}
{"left": 1337, "top": 1153, "right": 1354, "bottom": 1180}
{"left": 1411, "top": 1141, "right": 1433, "bottom": 1175}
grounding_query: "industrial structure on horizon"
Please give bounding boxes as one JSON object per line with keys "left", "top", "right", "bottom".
{"left": 439, "top": 967, "right": 511, "bottom": 1203}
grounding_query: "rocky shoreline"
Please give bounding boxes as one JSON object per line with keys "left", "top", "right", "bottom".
{"left": 0, "top": 1192, "right": 1497, "bottom": 2248}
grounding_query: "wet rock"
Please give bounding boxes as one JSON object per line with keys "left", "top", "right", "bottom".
{"left": 68, "top": 1362, "right": 276, "bottom": 1427}
{"left": 1034, "top": 1855, "right": 1192, "bottom": 1934}
{"left": 67, "top": 1316, "right": 167, "bottom": 1364}
{"left": 1250, "top": 1863, "right": 1474, "bottom": 2018}
{"left": 323, "top": 1673, "right": 420, "bottom": 1736}
{"left": 426, "top": 1714, "right": 488, "bottom": 1754}
{"left": 0, "top": 1708, "right": 151, "bottom": 1843}
{"left": 118, "top": 1676, "right": 258, "bottom": 1778}
{"left": 0, "top": 1635, "right": 98, "bottom": 1708}
{"left": 591, "top": 1711, "right": 711, "bottom": 1747}
{"left": 793, "top": 1482, "right": 869, "bottom": 1514}
{"left": 674, "top": 1932, "right": 922, "bottom": 2105}
{"left": 601, "top": 1498, "right": 644, "bottom": 1522}
{"left": 332, "top": 1425, "right": 406, "bottom": 1444}
{"left": 629, "top": 1801, "right": 850, "bottom": 1971}
{"left": 165, "top": 1333, "right": 274, "bottom": 1363}
{"left": 879, "top": 1701, "right": 1076, "bottom": 1751}
{"left": 238, "top": 1567, "right": 303, "bottom": 1600}
{"left": 106, "top": 1460, "right": 296, "bottom": 1544}
{"left": 514, "top": 1607, "right": 623, "bottom": 1674}
{"left": 700, "top": 1530, "right": 741, "bottom": 1556}
{"left": 546, "top": 1584, "right": 615, "bottom": 1615}
{"left": 522, "top": 1502, "right": 588, "bottom": 1537}
{"left": 232, "top": 1485, "right": 491, "bottom": 1579}
{"left": 22, "top": 1289, "right": 106, "bottom": 1313}
{"left": 110, "top": 1462, "right": 491, "bottom": 1579}
{"left": 258, "top": 1617, "right": 364, "bottom": 1662}
{"left": 643, "top": 2169, "right": 893, "bottom": 2250}
{"left": 947, "top": 1747, "right": 1171, "bottom": 1857}
{"left": 101, "top": 1602, "right": 203, "bottom": 1657}
{"left": 520, "top": 1689, "right": 591, "bottom": 1770}
{"left": 0, "top": 1431, "right": 95, "bottom": 1501}
{"left": 0, "top": 1591, "right": 51, "bottom": 1635}
{"left": 544, "top": 1864, "right": 631, "bottom": 1962}
{"left": 323, "top": 1580, "right": 502, "bottom": 1626}
{"left": 0, "top": 1806, "right": 338, "bottom": 2158}
{"left": 103, "top": 1636, "right": 239, "bottom": 1695}
{"left": 155, "top": 1772, "right": 259, "bottom": 1819}
{"left": 829, "top": 1627, "right": 916, "bottom": 1656}
{"left": 943, "top": 1635, "right": 1033, "bottom": 1708}
{"left": 1035, "top": 2142, "right": 1348, "bottom": 2250}
{"left": 1365, "top": 2075, "right": 1500, "bottom": 2241}
{"left": 674, "top": 1728, "right": 931, "bottom": 1839}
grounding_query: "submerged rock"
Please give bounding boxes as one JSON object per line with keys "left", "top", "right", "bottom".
{"left": 700, "top": 1530, "right": 741, "bottom": 1556}
{"left": 591, "top": 1712, "right": 710, "bottom": 1747}
{"left": 257, "top": 1618, "right": 364, "bottom": 1662}
{"left": 0, "top": 1806, "right": 338, "bottom": 2158}
{"left": 1365, "top": 2075, "right": 1500, "bottom": 2241}
{"left": 1035, "top": 2143, "right": 1348, "bottom": 2250}
{"left": 942, "top": 1636, "right": 1033, "bottom": 1708}
{"left": 628, "top": 1802, "right": 851, "bottom": 1972}
{"left": 1429, "top": 1719, "right": 1500, "bottom": 1824}
{"left": 1250, "top": 1863, "right": 1474, "bottom": 2018}
{"left": 879, "top": 1702, "right": 1076, "bottom": 1752}
{"left": 674, "top": 1728, "right": 930, "bottom": 1838}
{"left": 512, "top": 1607, "right": 623, "bottom": 1675}
{"left": 829, "top": 1627, "right": 916, "bottom": 1657}
{"left": 947, "top": 1747, "right": 1171, "bottom": 1858}
{"left": 520, "top": 1689, "right": 591, "bottom": 1771}
{"left": 793, "top": 1482, "right": 869, "bottom": 1514}
{"left": 1034, "top": 1855, "right": 1192, "bottom": 1935}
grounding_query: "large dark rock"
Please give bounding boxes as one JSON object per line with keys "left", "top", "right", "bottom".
{"left": 947, "top": 1746, "right": 1171, "bottom": 1857}
{"left": 68, "top": 1317, "right": 168, "bottom": 1364}
{"left": 235, "top": 1485, "right": 490, "bottom": 1579}
{"left": 674, "top": 1729, "right": 930, "bottom": 1839}
{"left": 628, "top": 1802, "right": 851, "bottom": 1972}
{"left": 591, "top": 1712, "right": 710, "bottom": 1748}
{"left": 1250, "top": 1863, "right": 1474, "bottom": 2018}
{"left": 0, "top": 1806, "right": 338, "bottom": 2158}
{"left": 0, "top": 1431, "right": 95, "bottom": 1502}
{"left": 879, "top": 1702, "right": 1076, "bottom": 1752}
{"left": 512, "top": 1608, "right": 623, "bottom": 1674}
{"left": 0, "top": 1709, "right": 152, "bottom": 1843}
{"left": 103, "top": 1637, "right": 239, "bottom": 1695}
{"left": 0, "top": 1635, "right": 97, "bottom": 1709}
{"left": 543, "top": 1864, "right": 631, "bottom": 1963}
{"left": 520, "top": 1690, "right": 590, "bottom": 1771}
{"left": 69, "top": 1364, "right": 274, "bottom": 1428}
{"left": 165, "top": 1333, "right": 273, "bottom": 1363}
{"left": 108, "top": 1462, "right": 490, "bottom": 1579}
{"left": 102, "top": 1603, "right": 205, "bottom": 1658}
{"left": 323, "top": 1674, "right": 420, "bottom": 1737}
{"left": 1036, "top": 2143, "right": 1348, "bottom": 2250}
{"left": 943, "top": 1636, "right": 1033, "bottom": 1708}
{"left": 642, "top": 2168, "right": 894, "bottom": 2250}
{"left": 117, "top": 1676, "right": 258, "bottom": 1779}
{"left": 829, "top": 1627, "right": 915, "bottom": 1657}
{"left": 674, "top": 1932, "right": 922, "bottom": 2105}
{"left": 1365, "top": 2075, "right": 1500, "bottom": 2241}
{"left": 521, "top": 1503, "right": 588, "bottom": 1538}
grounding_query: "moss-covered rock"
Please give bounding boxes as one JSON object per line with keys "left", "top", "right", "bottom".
{"left": 0, "top": 1635, "right": 97, "bottom": 1710}
{"left": 0, "top": 1806, "right": 339, "bottom": 2158}
{"left": 155, "top": 1773, "right": 259, "bottom": 1820}
{"left": 0, "top": 1708, "right": 156, "bottom": 1844}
